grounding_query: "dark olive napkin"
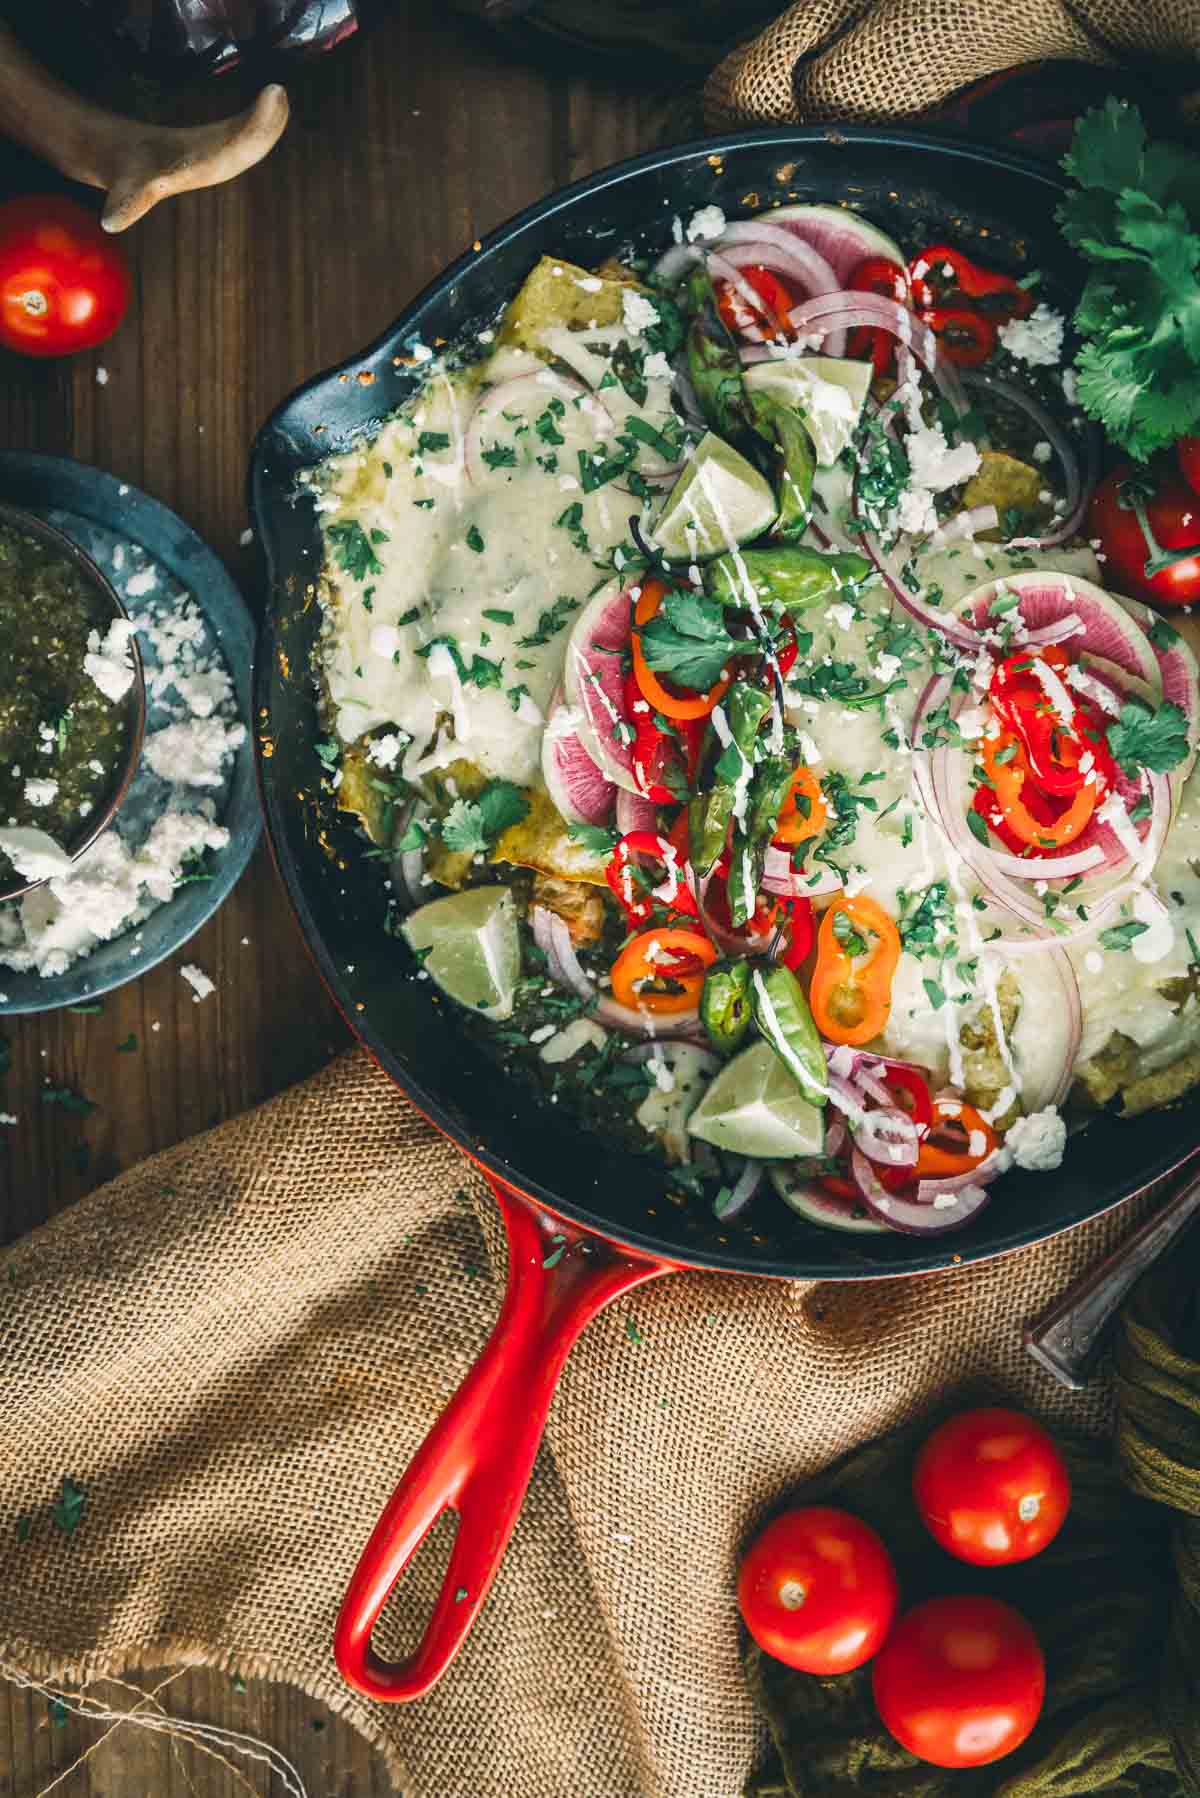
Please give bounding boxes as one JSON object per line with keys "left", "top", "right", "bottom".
{"left": 745, "top": 1261, "right": 1200, "bottom": 1798}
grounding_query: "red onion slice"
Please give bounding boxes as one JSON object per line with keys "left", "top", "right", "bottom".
{"left": 713, "top": 1154, "right": 765, "bottom": 1219}
{"left": 855, "top": 1105, "right": 921, "bottom": 1168}
{"left": 788, "top": 291, "right": 967, "bottom": 416}
{"left": 531, "top": 904, "right": 704, "bottom": 1038}
{"left": 851, "top": 1146, "right": 993, "bottom": 1235}
{"left": 761, "top": 844, "right": 843, "bottom": 899}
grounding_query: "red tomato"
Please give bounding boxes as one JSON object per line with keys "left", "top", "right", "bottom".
{"left": 737, "top": 1505, "right": 898, "bottom": 1675}
{"left": 1178, "top": 436, "right": 1200, "bottom": 498}
{"left": 872, "top": 1595, "right": 1045, "bottom": 1768}
{"left": 913, "top": 1406, "right": 1070, "bottom": 1566}
{"left": 0, "top": 196, "right": 131, "bottom": 359}
{"left": 1088, "top": 465, "right": 1200, "bottom": 607}
{"left": 716, "top": 264, "right": 797, "bottom": 338}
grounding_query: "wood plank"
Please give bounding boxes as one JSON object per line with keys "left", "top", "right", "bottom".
{"left": 0, "top": 3, "right": 652, "bottom": 1789}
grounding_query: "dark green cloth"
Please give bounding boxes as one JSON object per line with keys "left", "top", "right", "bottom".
{"left": 746, "top": 1259, "right": 1200, "bottom": 1798}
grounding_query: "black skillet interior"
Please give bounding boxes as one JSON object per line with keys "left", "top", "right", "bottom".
{"left": 250, "top": 125, "right": 1200, "bottom": 1280}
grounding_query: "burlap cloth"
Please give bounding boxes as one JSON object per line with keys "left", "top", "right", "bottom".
{"left": 0, "top": 1047, "right": 1165, "bottom": 1798}
{"left": 704, "top": 0, "right": 1200, "bottom": 126}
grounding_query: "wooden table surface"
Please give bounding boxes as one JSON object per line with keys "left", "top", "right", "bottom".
{"left": 0, "top": 9, "right": 662, "bottom": 1791}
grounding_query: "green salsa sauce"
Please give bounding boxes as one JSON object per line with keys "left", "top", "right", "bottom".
{"left": 0, "top": 523, "right": 135, "bottom": 887}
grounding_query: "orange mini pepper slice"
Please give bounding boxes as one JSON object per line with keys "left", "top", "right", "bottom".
{"left": 773, "top": 766, "right": 828, "bottom": 847}
{"left": 981, "top": 726, "right": 1097, "bottom": 851}
{"left": 914, "top": 1097, "right": 999, "bottom": 1179}
{"left": 631, "top": 577, "right": 733, "bottom": 722}
{"left": 609, "top": 925, "right": 717, "bottom": 1015}
{"left": 809, "top": 895, "right": 901, "bottom": 1047}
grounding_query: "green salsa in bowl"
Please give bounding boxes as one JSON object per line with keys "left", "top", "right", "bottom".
{"left": 0, "top": 504, "right": 146, "bottom": 901}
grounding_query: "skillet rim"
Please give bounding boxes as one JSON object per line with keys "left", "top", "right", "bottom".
{"left": 250, "top": 123, "right": 1197, "bottom": 1279}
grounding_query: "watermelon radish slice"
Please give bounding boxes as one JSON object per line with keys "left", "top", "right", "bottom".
{"left": 954, "top": 572, "right": 1163, "bottom": 692}
{"left": 769, "top": 1163, "right": 889, "bottom": 1233}
{"left": 562, "top": 578, "right": 640, "bottom": 794}
{"left": 541, "top": 689, "right": 615, "bottom": 827}
{"left": 616, "top": 787, "right": 660, "bottom": 835}
{"left": 765, "top": 204, "right": 906, "bottom": 285}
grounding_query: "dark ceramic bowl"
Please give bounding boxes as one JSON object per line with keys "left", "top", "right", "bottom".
{"left": 0, "top": 500, "right": 147, "bottom": 903}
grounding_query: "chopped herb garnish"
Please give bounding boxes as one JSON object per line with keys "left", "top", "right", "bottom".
{"left": 440, "top": 779, "right": 530, "bottom": 854}
{"left": 465, "top": 524, "right": 486, "bottom": 554}
{"left": 483, "top": 608, "right": 514, "bottom": 625}
{"left": 326, "top": 519, "right": 382, "bottom": 581}
{"left": 966, "top": 808, "right": 991, "bottom": 847}
{"left": 517, "top": 595, "right": 578, "bottom": 648}
{"left": 1099, "top": 920, "right": 1150, "bottom": 952}
{"left": 922, "top": 976, "right": 947, "bottom": 1010}
{"left": 417, "top": 430, "right": 451, "bottom": 454}
{"left": 481, "top": 442, "right": 517, "bottom": 469}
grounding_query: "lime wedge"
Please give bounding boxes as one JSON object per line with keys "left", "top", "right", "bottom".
{"left": 742, "top": 357, "right": 871, "bottom": 467}
{"left": 651, "top": 431, "right": 777, "bottom": 562}
{"left": 403, "top": 886, "right": 520, "bottom": 1019}
{"left": 687, "top": 1039, "right": 825, "bottom": 1159}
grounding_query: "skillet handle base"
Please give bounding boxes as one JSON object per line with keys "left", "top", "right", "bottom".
{"left": 334, "top": 1175, "right": 669, "bottom": 1701}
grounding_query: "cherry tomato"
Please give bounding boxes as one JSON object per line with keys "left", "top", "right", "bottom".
{"left": 716, "top": 264, "right": 797, "bottom": 338}
{"left": 912, "top": 1406, "right": 1071, "bottom": 1566}
{"left": 738, "top": 1505, "right": 898, "bottom": 1675}
{"left": 0, "top": 196, "right": 131, "bottom": 359}
{"left": 1177, "top": 435, "right": 1200, "bottom": 498}
{"left": 872, "top": 1595, "right": 1045, "bottom": 1768}
{"left": 1088, "top": 465, "right": 1200, "bottom": 607}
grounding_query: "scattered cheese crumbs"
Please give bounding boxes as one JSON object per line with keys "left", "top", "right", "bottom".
{"left": 1085, "top": 950, "right": 1104, "bottom": 974}
{"left": 409, "top": 342, "right": 434, "bottom": 363}
{"left": 84, "top": 617, "right": 138, "bottom": 703}
{"left": 239, "top": 527, "right": 255, "bottom": 547}
{"left": 95, "top": 366, "right": 108, "bottom": 386}
{"left": 1131, "top": 888, "right": 1175, "bottom": 965}
{"left": 1004, "top": 1106, "right": 1067, "bottom": 1172}
{"left": 529, "top": 1023, "right": 557, "bottom": 1045}
{"left": 366, "top": 733, "right": 404, "bottom": 770}
{"left": 152, "top": 1020, "right": 161, "bottom": 1031}
{"left": 643, "top": 350, "right": 673, "bottom": 384}
{"left": 241, "top": 936, "right": 250, "bottom": 945}
{"left": 1033, "top": 440, "right": 1053, "bottom": 464}
{"left": 0, "top": 1111, "right": 16, "bottom": 1125}
{"left": 574, "top": 275, "right": 603, "bottom": 294}
{"left": 1061, "top": 368, "right": 1079, "bottom": 405}
{"left": 143, "top": 717, "right": 247, "bottom": 788}
{"left": 896, "top": 422, "right": 982, "bottom": 536}
{"left": 685, "top": 205, "right": 726, "bottom": 243}
{"left": 23, "top": 779, "right": 58, "bottom": 809}
{"left": 621, "top": 289, "right": 660, "bottom": 336}
{"left": 825, "top": 602, "right": 856, "bottom": 632}
{"left": 125, "top": 567, "right": 158, "bottom": 598}
{"left": 180, "top": 963, "right": 215, "bottom": 1003}
{"left": 998, "top": 303, "right": 1065, "bottom": 368}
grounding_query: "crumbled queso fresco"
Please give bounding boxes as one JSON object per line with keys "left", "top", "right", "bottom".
{"left": 997, "top": 303, "right": 1066, "bottom": 369}
{"left": 0, "top": 561, "right": 245, "bottom": 980}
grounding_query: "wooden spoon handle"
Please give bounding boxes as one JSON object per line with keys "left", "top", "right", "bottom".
{"left": 0, "top": 23, "right": 288, "bottom": 231}
{"left": 1024, "top": 1158, "right": 1200, "bottom": 1389}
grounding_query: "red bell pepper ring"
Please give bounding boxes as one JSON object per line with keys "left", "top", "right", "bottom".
{"left": 989, "top": 646, "right": 1117, "bottom": 801}
{"left": 605, "top": 830, "right": 698, "bottom": 930}
{"left": 846, "top": 254, "right": 908, "bottom": 377}
{"left": 922, "top": 305, "right": 996, "bottom": 369}
{"left": 623, "top": 670, "right": 701, "bottom": 804}
{"left": 779, "top": 896, "right": 815, "bottom": 971}
{"left": 908, "top": 244, "right": 1033, "bottom": 322}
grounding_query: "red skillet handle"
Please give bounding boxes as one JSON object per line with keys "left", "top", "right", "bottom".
{"left": 334, "top": 1175, "right": 670, "bottom": 1700}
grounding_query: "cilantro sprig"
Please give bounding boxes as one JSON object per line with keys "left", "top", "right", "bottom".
{"left": 440, "top": 780, "right": 530, "bottom": 854}
{"left": 638, "top": 588, "right": 749, "bottom": 691}
{"left": 1106, "top": 698, "right": 1191, "bottom": 777}
{"left": 1059, "top": 100, "right": 1200, "bottom": 460}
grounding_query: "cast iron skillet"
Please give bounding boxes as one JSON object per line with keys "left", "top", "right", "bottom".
{"left": 249, "top": 126, "right": 1200, "bottom": 1701}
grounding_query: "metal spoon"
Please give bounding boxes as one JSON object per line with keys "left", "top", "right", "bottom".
{"left": 1024, "top": 1157, "right": 1200, "bottom": 1389}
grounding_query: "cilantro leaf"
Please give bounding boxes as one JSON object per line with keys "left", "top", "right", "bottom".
{"left": 440, "top": 781, "right": 529, "bottom": 854}
{"left": 1106, "top": 699, "right": 1190, "bottom": 775}
{"left": 326, "top": 519, "right": 383, "bottom": 582}
{"left": 417, "top": 430, "right": 451, "bottom": 454}
{"left": 1099, "top": 919, "right": 1151, "bottom": 952}
{"left": 638, "top": 588, "right": 742, "bottom": 691}
{"left": 517, "top": 595, "right": 578, "bottom": 648}
{"left": 922, "top": 977, "right": 946, "bottom": 1011}
{"left": 465, "top": 524, "right": 486, "bottom": 554}
{"left": 481, "top": 443, "right": 517, "bottom": 469}
{"left": 567, "top": 821, "right": 618, "bottom": 856}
